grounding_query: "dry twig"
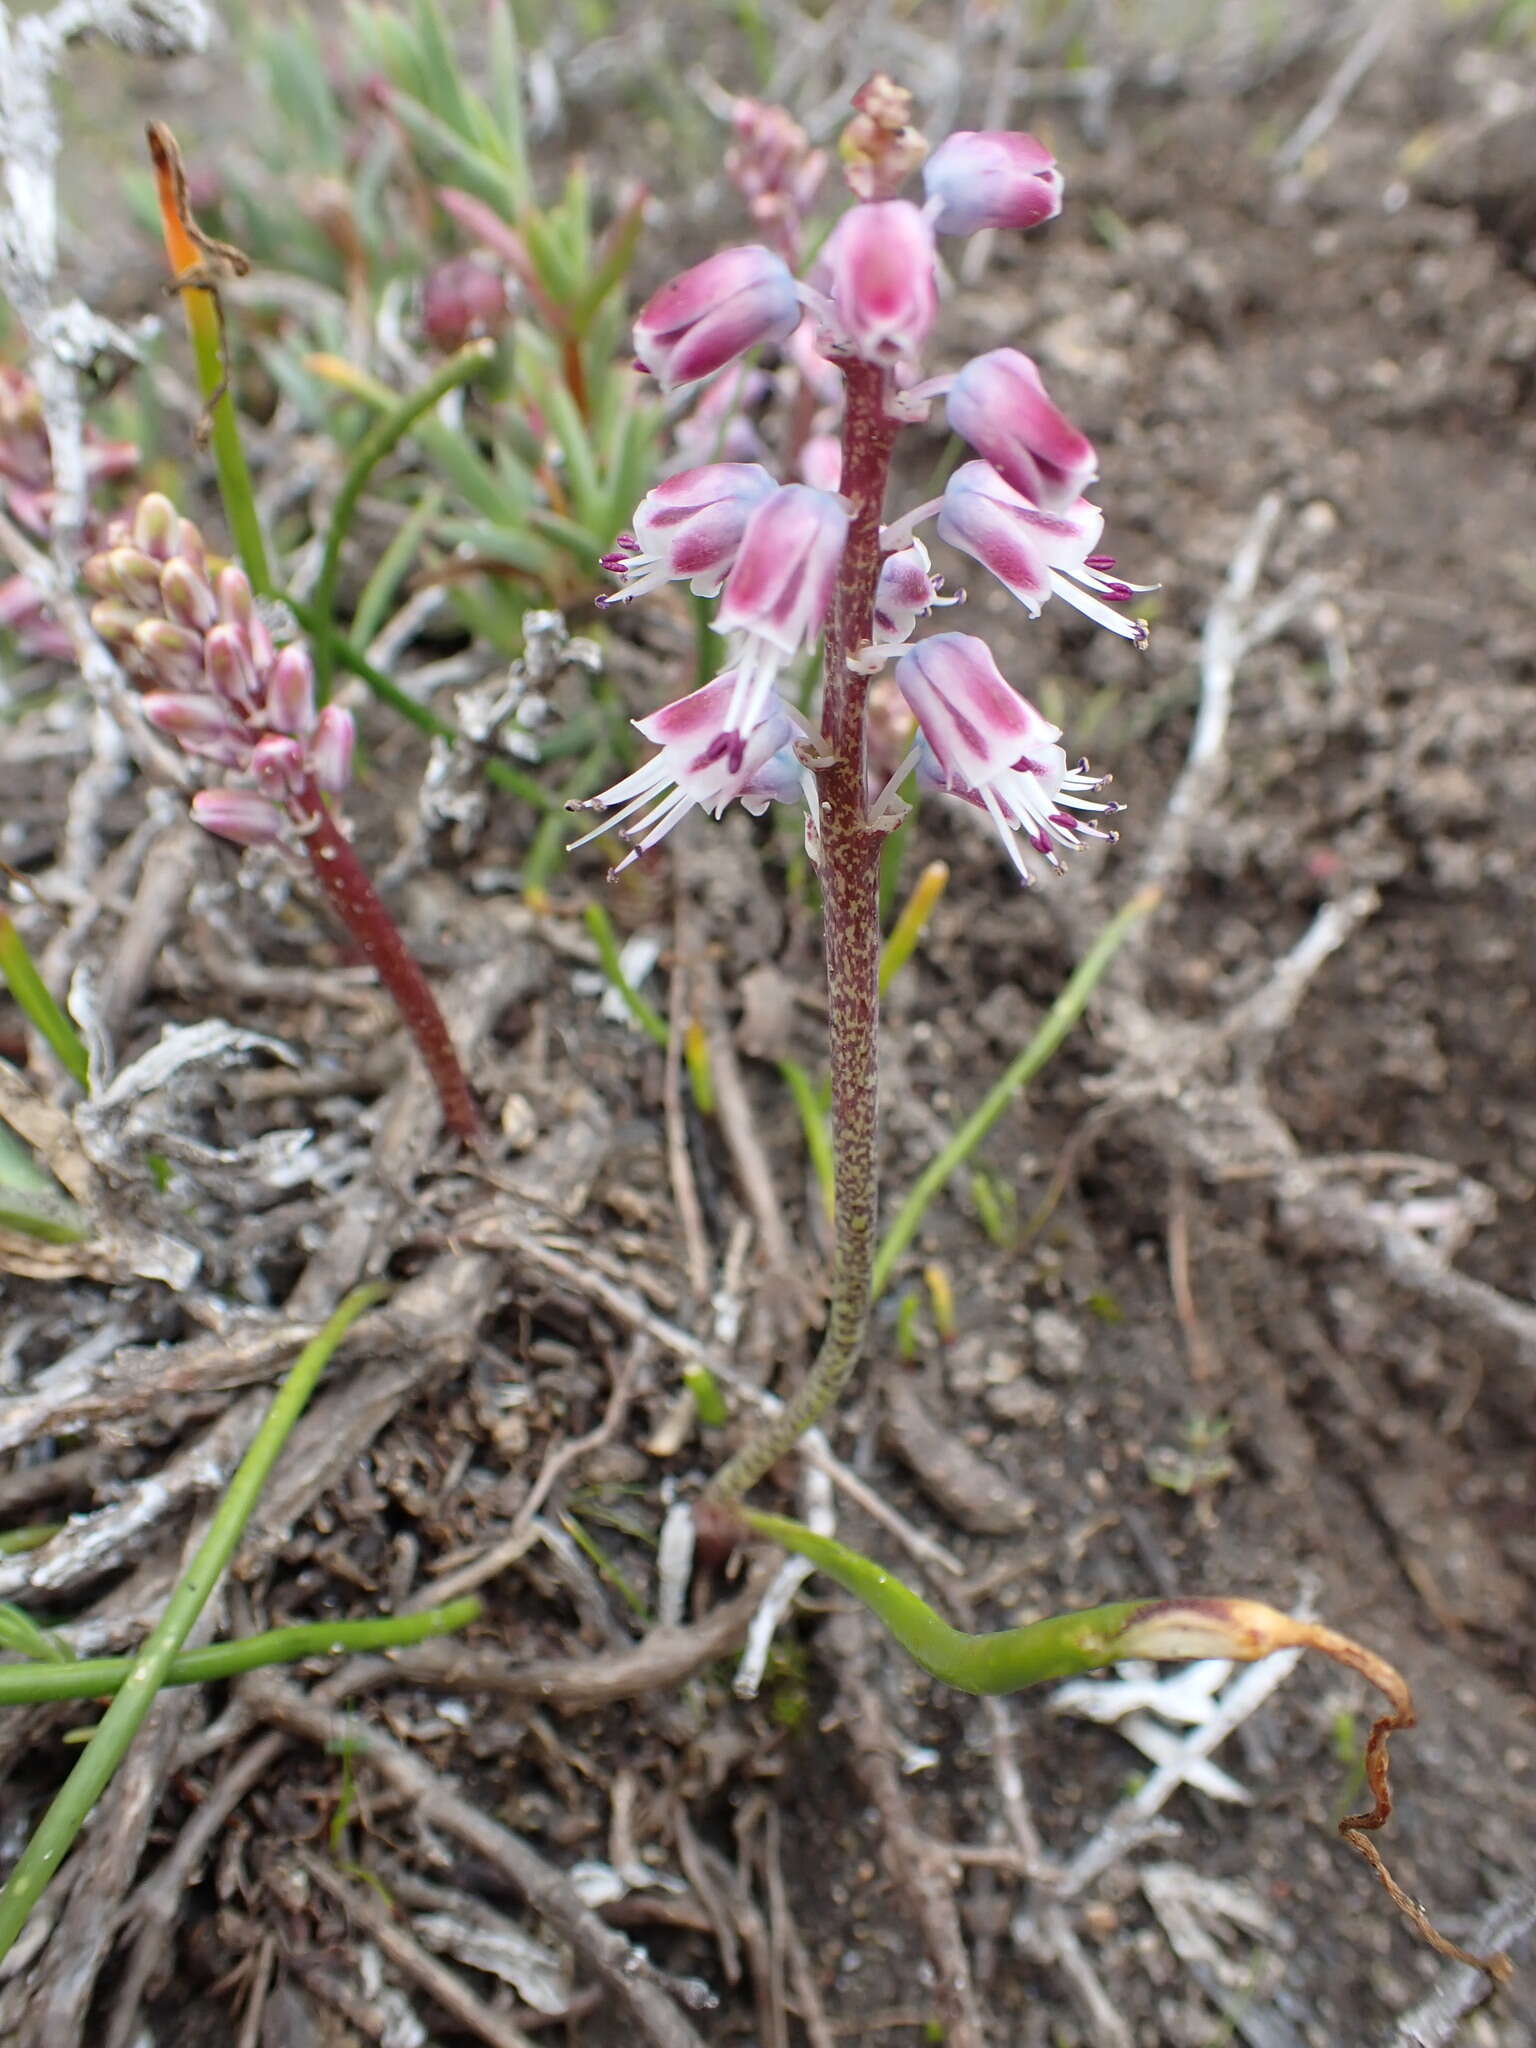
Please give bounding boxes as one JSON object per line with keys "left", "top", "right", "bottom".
{"left": 239, "top": 1668, "right": 713, "bottom": 2048}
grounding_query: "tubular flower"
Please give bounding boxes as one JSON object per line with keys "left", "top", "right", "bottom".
{"left": 893, "top": 633, "right": 1120, "bottom": 883}
{"left": 871, "top": 537, "right": 958, "bottom": 648}
{"left": 634, "top": 244, "right": 801, "bottom": 392}
{"left": 84, "top": 492, "right": 355, "bottom": 846}
{"left": 813, "top": 198, "right": 938, "bottom": 369}
{"left": 938, "top": 461, "right": 1150, "bottom": 646}
{"left": 946, "top": 349, "right": 1096, "bottom": 513}
{"left": 713, "top": 483, "right": 849, "bottom": 762}
{"left": 599, "top": 462, "right": 777, "bottom": 606}
{"left": 922, "top": 129, "right": 1063, "bottom": 236}
{"left": 569, "top": 674, "right": 804, "bottom": 874}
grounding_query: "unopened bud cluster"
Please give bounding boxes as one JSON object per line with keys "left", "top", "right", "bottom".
{"left": 579, "top": 82, "right": 1151, "bottom": 885}
{"left": 85, "top": 493, "right": 355, "bottom": 847}
{"left": 0, "top": 366, "right": 138, "bottom": 662}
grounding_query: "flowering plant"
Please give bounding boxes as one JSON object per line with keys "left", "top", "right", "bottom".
{"left": 579, "top": 75, "right": 1147, "bottom": 1500}
{"left": 567, "top": 78, "right": 1503, "bottom": 1981}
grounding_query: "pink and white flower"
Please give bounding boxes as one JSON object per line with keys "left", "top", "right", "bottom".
{"left": 945, "top": 349, "right": 1096, "bottom": 513}
{"left": 599, "top": 462, "right": 777, "bottom": 606}
{"left": 634, "top": 245, "right": 801, "bottom": 392}
{"left": 893, "top": 633, "right": 1119, "bottom": 882}
{"left": 813, "top": 199, "right": 938, "bottom": 369}
{"left": 922, "top": 130, "right": 1063, "bottom": 236}
{"left": 938, "top": 461, "right": 1150, "bottom": 645}
{"left": 871, "top": 536, "right": 959, "bottom": 648}
{"left": 713, "top": 483, "right": 849, "bottom": 761}
{"left": 569, "top": 674, "right": 804, "bottom": 874}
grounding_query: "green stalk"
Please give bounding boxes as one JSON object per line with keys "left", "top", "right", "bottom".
{"left": 779, "top": 1058, "right": 834, "bottom": 1213}
{"left": 741, "top": 1509, "right": 1147, "bottom": 1693}
{"left": 0, "top": 1284, "right": 383, "bottom": 1959}
{"left": 0, "top": 914, "right": 89, "bottom": 1088}
{"left": 582, "top": 902, "right": 666, "bottom": 1046}
{"left": 0, "top": 1600, "right": 479, "bottom": 1707}
{"left": 872, "top": 887, "right": 1160, "bottom": 1298}
{"left": 311, "top": 340, "right": 495, "bottom": 698}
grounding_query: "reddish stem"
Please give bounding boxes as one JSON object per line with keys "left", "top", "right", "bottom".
{"left": 709, "top": 358, "right": 897, "bottom": 1501}
{"left": 296, "top": 792, "right": 480, "bottom": 1144}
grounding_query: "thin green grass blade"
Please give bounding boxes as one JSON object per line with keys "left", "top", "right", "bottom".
{"left": 872, "top": 888, "right": 1160, "bottom": 1297}
{"left": 310, "top": 339, "right": 495, "bottom": 697}
{"left": 0, "top": 1284, "right": 384, "bottom": 1958}
{"left": 0, "top": 1600, "right": 480, "bottom": 1706}
{"left": 0, "top": 914, "right": 89, "bottom": 1087}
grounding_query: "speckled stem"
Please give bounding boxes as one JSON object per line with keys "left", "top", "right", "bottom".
{"left": 298, "top": 791, "right": 480, "bottom": 1143}
{"left": 709, "top": 360, "right": 898, "bottom": 1502}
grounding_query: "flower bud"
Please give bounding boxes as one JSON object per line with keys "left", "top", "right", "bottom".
{"left": 265, "top": 644, "right": 316, "bottom": 737}
{"left": 160, "top": 555, "right": 218, "bottom": 634}
{"left": 90, "top": 597, "right": 143, "bottom": 649}
{"left": 815, "top": 199, "right": 937, "bottom": 367}
{"left": 140, "top": 692, "right": 250, "bottom": 767}
{"left": 215, "top": 566, "right": 273, "bottom": 674}
{"left": 922, "top": 129, "right": 1062, "bottom": 236}
{"left": 132, "top": 617, "right": 205, "bottom": 692}
{"left": 946, "top": 349, "right": 1096, "bottom": 513}
{"left": 309, "top": 705, "right": 356, "bottom": 793}
{"left": 132, "top": 492, "right": 182, "bottom": 561}
{"left": 104, "top": 546, "right": 165, "bottom": 611}
{"left": 252, "top": 732, "right": 307, "bottom": 802}
{"left": 421, "top": 255, "right": 510, "bottom": 352}
{"left": 204, "top": 621, "right": 260, "bottom": 713}
{"left": 871, "top": 536, "right": 955, "bottom": 647}
{"left": 634, "top": 245, "right": 800, "bottom": 392}
{"left": 191, "top": 790, "right": 284, "bottom": 847}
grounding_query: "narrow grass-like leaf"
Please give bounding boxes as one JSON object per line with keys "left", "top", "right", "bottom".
{"left": 148, "top": 124, "right": 272, "bottom": 596}
{"left": 779, "top": 1058, "right": 834, "bottom": 1214}
{"left": 0, "top": 1284, "right": 384, "bottom": 1958}
{"left": 0, "top": 1599, "right": 480, "bottom": 1707}
{"left": 583, "top": 902, "right": 667, "bottom": 1047}
{"left": 350, "top": 484, "right": 444, "bottom": 651}
{"left": 0, "top": 914, "right": 89, "bottom": 1087}
{"left": 872, "top": 887, "right": 1159, "bottom": 1297}
{"left": 0, "top": 1123, "right": 88, "bottom": 1245}
{"left": 309, "top": 339, "right": 495, "bottom": 696}
{"left": 879, "top": 860, "right": 949, "bottom": 998}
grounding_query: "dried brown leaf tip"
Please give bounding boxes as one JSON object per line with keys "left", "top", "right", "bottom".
{"left": 1121, "top": 1599, "right": 1513, "bottom": 1984}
